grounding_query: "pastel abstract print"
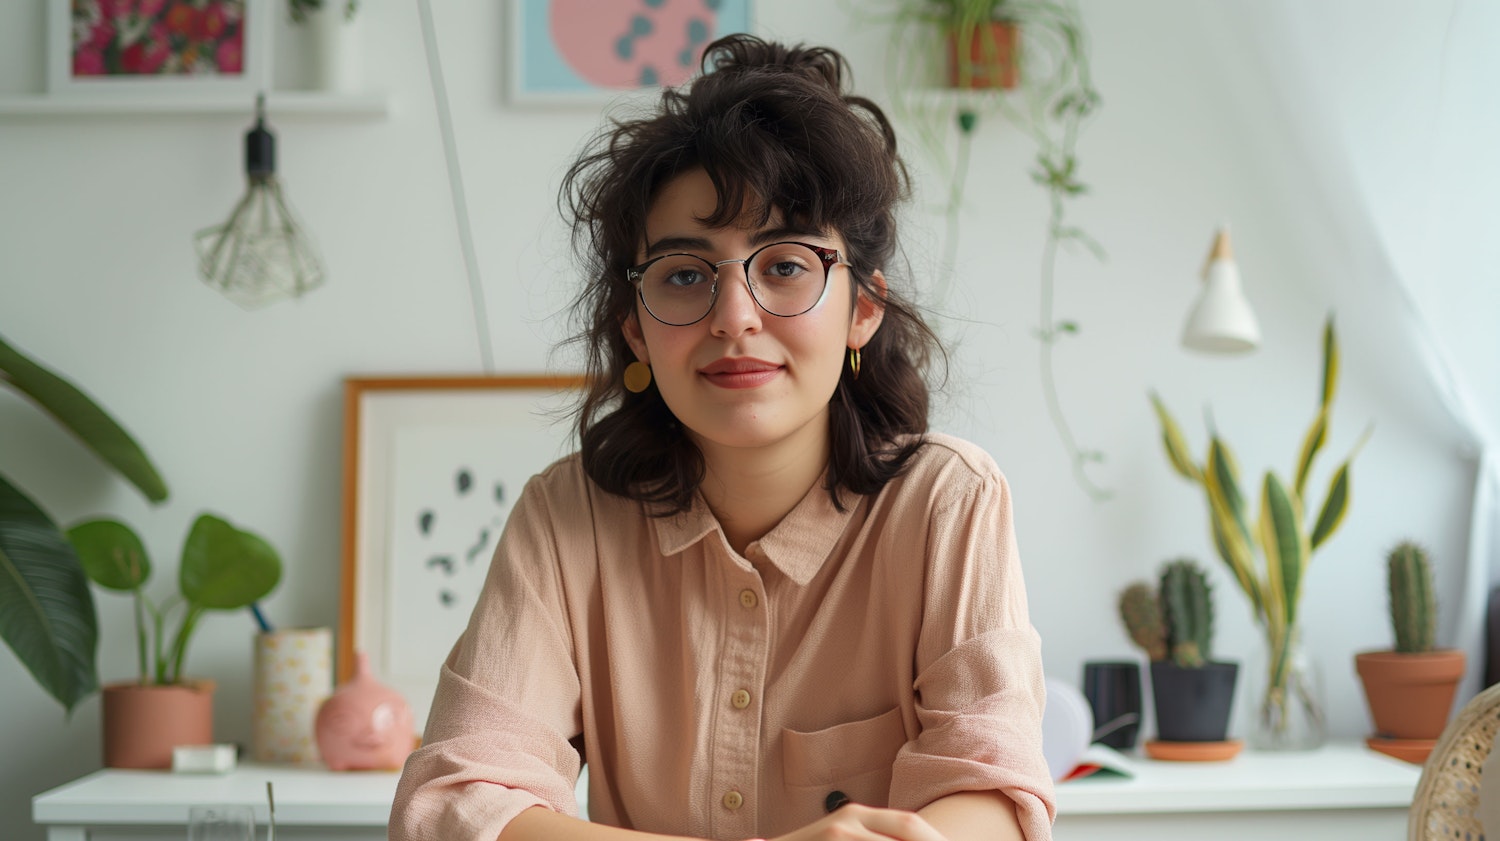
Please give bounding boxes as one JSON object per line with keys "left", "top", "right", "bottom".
{"left": 516, "top": 0, "right": 752, "bottom": 98}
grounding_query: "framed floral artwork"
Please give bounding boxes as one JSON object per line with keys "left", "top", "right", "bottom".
{"left": 46, "top": 0, "right": 272, "bottom": 95}
{"left": 508, "top": 0, "right": 754, "bottom": 105}
{"left": 339, "top": 375, "right": 586, "bottom": 726}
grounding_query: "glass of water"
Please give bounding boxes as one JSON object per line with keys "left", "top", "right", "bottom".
{"left": 187, "top": 805, "right": 255, "bottom": 841}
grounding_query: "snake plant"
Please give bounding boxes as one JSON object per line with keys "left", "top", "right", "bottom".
{"left": 1149, "top": 314, "right": 1371, "bottom": 737}
{"left": 0, "top": 331, "right": 168, "bottom": 715}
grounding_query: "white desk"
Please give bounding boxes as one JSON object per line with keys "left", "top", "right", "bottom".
{"left": 1055, "top": 741, "right": 1421, "bottom": 840}
{"left": 32, "top": 763, "right": 399, "bottom": 841}
{"left": 34, "top": 743, "right": 1420, "bottom": 841}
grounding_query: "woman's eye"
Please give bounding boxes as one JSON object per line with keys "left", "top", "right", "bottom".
{"left": 664, "top": 268, "right": 710, "bottom": 287}
{"left": 765, "top": 260, "right": 808, "bottom": 279}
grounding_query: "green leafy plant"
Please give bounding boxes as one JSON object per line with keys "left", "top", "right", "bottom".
{"left": 1148, "top": 314, "right": 1372, "bottom": 741}
{"left": 1118, "top": 558, "right": 1215, "bottom": 669}
{"left": 1386, "top": 541, "right": 1436, "bottom": 654}
{"left": 68, "top": 515, "right": 281, "bottom": 685}
{"left": 0, "top": 331, "right": 168, "bottom": 714}
{"left": 288, "top": 0, "right": 358, "bottom": 23}
{"left": 864, "top": 0, "right": 1108, "bottom": 499}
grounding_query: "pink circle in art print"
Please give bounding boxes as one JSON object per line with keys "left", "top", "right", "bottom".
{"left": 549, "top": 0, "right": 722, "bottom": 89}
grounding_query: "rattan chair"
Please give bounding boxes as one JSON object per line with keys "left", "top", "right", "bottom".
{"left": 1408, "top": 681, "right": 1500, "bottom": 840}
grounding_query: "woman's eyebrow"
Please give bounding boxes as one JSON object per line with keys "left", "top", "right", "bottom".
{"left": 749, "top": 224, "right": 826, "bottom": 246}
{"left": 643, "top": 235, "right": 714, "bottom": 257}
{"left": 644, "top": 225, "right": 830, "bottom": 258}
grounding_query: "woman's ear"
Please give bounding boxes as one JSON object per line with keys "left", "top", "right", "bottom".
{"left": 621, "top": 312, "right": 650, "bottom": 364}
{"left": 848, "top": 269, "right": 888, "bottom": 349}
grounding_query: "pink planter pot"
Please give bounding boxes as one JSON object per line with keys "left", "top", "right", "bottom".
{"left": 102, "top": 681, "right": 215, "bottom": 769}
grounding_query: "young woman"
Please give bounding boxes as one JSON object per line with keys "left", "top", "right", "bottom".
{"left": 390, "top": 35, "right": 1054, "bottom": 841}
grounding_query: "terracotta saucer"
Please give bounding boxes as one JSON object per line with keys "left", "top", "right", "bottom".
{"left": 1366, "top": 736, "right": 1436, "bottom": 764}
{"left": 1144, "top": 739, "right": 1244, "bottom": 762}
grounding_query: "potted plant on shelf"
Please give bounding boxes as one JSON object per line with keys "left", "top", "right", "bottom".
{"left": 288, "top": 0, "right": 362, "bottom": 92}
{"left": 0, "top": 330, "right": 168, "bottom": 715}
{"left": 1149, "top": 314, "right": 1372, "bottom": 750}
{"left": 1119, "top": 558, "right": 1241, "bottom": 760}
{"left": 1355, "top": 541, "right": 1466, "bottom": 764}
{"left": 922, "top": 0, "right": 1021, "bottom": 89}
{"left": 68, "top": 514, "right": 282, "bottom": 768}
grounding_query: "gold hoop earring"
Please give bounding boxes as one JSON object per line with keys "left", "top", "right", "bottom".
{"left": 848, "top": 346, "right": 861, "bottom": 380}
{"left": 624, "top": 360, "right": 653, "bottom": 393}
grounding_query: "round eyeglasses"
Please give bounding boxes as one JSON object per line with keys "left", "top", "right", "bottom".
{"left": 626, "top": 241, "right": 850, "bottom": 326}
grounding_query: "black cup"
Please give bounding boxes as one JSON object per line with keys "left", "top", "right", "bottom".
{"left": 1082, "top": 660, "right": 1143, "bottom": 749}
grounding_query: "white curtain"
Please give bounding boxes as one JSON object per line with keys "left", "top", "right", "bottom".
{"left": 1227, "top": 0, "right": 1500, "bottom": 701}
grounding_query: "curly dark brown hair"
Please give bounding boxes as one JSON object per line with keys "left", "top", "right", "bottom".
{"left": 560, "top": 33, "right": 942, "bottom": 514}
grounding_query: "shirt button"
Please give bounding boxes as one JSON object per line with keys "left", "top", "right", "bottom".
{"left": 723, "top": 790, "right": 744, "bottom": 810}
{"left": 731, "top": 689, "right": 752, "bottom": 709}
{"left": 739, "top": 589, "right": 758, "bottom": 609}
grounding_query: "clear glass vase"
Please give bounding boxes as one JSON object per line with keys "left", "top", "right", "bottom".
{"left": 1248, "top": 624, "right": 1327, "bottom": 750}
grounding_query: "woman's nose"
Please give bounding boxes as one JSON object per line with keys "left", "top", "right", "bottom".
{"left": 708, "top": 265, "right": 763, "bottom": 336}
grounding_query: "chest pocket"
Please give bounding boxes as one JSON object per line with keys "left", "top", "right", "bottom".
{"left": 781, "top": 706, "right": 907, "bottom": 807}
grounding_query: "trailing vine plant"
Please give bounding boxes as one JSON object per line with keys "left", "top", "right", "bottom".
{"left": 863, "top": 0, "right": 1109, "bottom": 499}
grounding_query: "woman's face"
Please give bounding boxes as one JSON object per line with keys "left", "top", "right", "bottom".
{"left": 621, "top": 168, "right": 884, "bottom": 460}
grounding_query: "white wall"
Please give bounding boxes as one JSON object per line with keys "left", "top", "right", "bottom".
{"left": 0, "top": 2, "right": 1482, "bottom": 838}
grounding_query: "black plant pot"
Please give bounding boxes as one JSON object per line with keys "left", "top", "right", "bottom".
{"left": 1150, "top": 661, "right": 1239, "bottom": 742}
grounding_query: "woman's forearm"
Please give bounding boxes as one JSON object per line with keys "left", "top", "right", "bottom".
{"left": 498, "top": 806, "right": 698, "bottom": 841}
{"left": 918, "top": 790, "right": 1026, "bottom": 841}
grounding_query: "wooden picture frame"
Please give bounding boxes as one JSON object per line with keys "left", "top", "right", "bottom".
{"left": 339, "top": 375, "right": 587, "bottom": 725}
{"left": 47, "top": 0, "right": 272, "bottom": 96}
{"left": 507, "top": 0, "right": 754, "bottom": 106}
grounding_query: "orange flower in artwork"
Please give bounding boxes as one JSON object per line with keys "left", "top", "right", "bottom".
{"left": 165, "top": 2, "right": 196, "bottom": 37}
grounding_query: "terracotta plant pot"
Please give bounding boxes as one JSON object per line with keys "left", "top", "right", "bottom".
{"left": 1355, "top": 649, "right": 1466, "bottom": 740}
{"left": 946, "top": 21, "right": 1020, "bottom": 90}
{"left": 101, "top": 680, "right": 215, "bottom": 769}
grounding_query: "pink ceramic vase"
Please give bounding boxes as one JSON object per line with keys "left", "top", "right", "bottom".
{"left": 315, "top": 651, "right": 415, "bottom": 771}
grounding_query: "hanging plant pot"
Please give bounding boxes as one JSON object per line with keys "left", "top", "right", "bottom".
{"left": 946, "top": 21, "right": 1020, "bottom": 90}
{"left": 101, "top": 680, "right": 215, "bottom": 769}
{"left": 1356, "top": 649, "right": 1465, "bottom": 762}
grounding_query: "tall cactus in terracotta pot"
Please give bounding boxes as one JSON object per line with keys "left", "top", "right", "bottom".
{"left": 1354, "top": 541, "right": 1466, "bottom": 764}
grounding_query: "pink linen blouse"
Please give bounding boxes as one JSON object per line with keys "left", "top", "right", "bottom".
{"left": 389, "top": 432, "right": 1055, "bottom": 841}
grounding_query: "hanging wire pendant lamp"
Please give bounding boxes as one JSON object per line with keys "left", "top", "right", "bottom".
{"left": 194, "top": 94, "right": 326, "bottom": 309}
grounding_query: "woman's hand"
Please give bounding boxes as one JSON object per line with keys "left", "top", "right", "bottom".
{"left": 767, "top": 803, "right": 951, "bottom": 841}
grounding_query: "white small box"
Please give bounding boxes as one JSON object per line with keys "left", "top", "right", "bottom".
{"left": 171, "top": 744, "right": 237, "bottom": 774}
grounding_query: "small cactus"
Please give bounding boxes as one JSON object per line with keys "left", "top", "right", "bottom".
{"left": 1388, "top": 541, "right": 1436, "bottom": 653}
{"left": 1160, "top": 559, "right": 1213, "bottom": 668}
{"left": 1118, "top": 582, "right": 1168, "bottom": 662}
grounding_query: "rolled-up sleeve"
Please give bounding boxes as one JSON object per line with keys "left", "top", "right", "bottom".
{"left": 889, "top": 468, "right": 1055, "bottom": 840}
{"left": 389, "top": 475, "right": 585, "bottom": 841}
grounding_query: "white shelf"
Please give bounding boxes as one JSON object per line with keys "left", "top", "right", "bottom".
{"left": 0, "top": 91, "right": 390, "bottom": 118}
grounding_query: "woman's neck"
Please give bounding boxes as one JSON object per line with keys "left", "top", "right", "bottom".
{"left": 694, "top": 420, "right": 831, "bottom": 556}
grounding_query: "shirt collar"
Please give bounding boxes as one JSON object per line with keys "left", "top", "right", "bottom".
{"left": 652, "top": 479, "right": 858, "bottom": 585}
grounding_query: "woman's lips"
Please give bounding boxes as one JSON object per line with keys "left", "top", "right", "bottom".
{"left": 699, "top": 358, "right": 782, "bottom": 389}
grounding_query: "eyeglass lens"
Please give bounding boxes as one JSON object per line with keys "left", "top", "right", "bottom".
{"left": 637, "top": 242, "right": 830, "bottom": 325}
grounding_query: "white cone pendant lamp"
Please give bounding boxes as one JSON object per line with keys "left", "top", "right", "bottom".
{"left": 1182, "top": 226, "right": 1260, "bottom": 353}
